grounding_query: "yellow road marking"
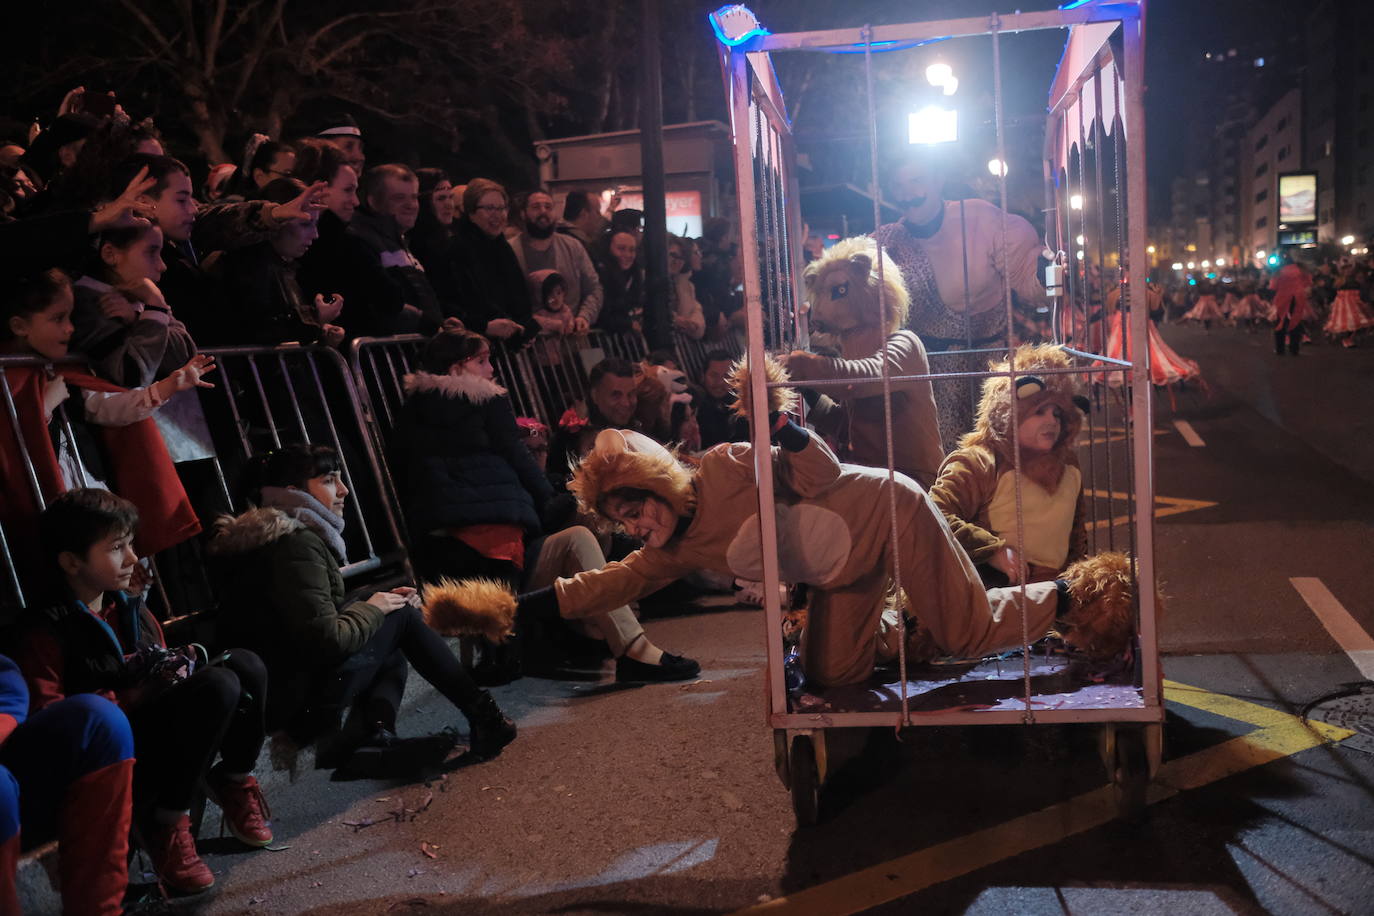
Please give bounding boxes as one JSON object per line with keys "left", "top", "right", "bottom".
{"left": 734, "top": 682, "right": 1354, "bottom": 916}
{"left": 1078, "top": 426, "right": 1168, "bottom": 446}
{"left": 1083, "top": 489, "right": 1219, "bottom": 531}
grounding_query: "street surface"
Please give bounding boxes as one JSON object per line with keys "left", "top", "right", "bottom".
{"left": 183, "top": 324, "right": 1374, "bottom": 916}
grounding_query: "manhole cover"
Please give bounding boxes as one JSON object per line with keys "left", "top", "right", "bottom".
{"left": 1306, "top": 686, "right": 1374, "bottom": 736}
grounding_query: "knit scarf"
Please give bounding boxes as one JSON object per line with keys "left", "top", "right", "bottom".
{"left": 259, "top": 485, "right": 348, "bottom": 563}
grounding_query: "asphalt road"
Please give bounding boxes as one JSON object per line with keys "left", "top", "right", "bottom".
{"left": 167, "top": 323, "right": 1374, "bottom": 916}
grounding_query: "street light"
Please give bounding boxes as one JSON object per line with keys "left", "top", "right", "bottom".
{"left": 908, "top": 107, "right": 958, "bottom": 144}
{"left": 1076, "top": 249, "right": 1085, "bottom": 260}
{"left": 1215, "top": 257, "right": 1225, "bottom": 266}
{"left": 1171, "top": 262, "right": 1184, "bottom": 271}
{"left": 1256, "top": 249, "right": 1266, "bottom": 260}
{"left": 987, "top": 158, "right": 1007, "bottom": 177}
{"left": 1186, "top": 261, "right": 1196, "bottom": 269}
{"left": 1075, "top": 234, "right": 1085, "bottom": 245}
{"left": 925, "top": 62, "right": 953, "bottom": 87}
{"left": 1201, "top": 260, "right": 1210, "bottom": 268}
{"left": 1147, "top": 245, "right": 1156, "bottom": 254}
{"left": 1341, "top": 235, "right": 1356, "bottom": 246}
{"left": 1069, "top": 194, "right": 1084, "bottom": 210}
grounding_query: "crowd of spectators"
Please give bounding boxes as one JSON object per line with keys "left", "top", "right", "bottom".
{"left": 0, "top": 97, "right": 750, "bottom": 908}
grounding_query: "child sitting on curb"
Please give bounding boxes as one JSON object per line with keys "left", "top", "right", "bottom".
{"left": 14, "top": 488, "right": 271, "bottom": 896}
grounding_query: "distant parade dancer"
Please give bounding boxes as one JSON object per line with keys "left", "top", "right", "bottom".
{"left": 1269, "top": 253, "right": 1313, "bottom": 355}
{"left": 1323, "top": 265, "right": 1374, "bottom": 348}
{"left": 1181, "top": 280, "right": 1224, "bottom": 329}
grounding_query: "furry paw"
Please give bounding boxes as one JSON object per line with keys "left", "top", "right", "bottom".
{"left": 1059, "top": 552, "right": 1138, "bottom": 660}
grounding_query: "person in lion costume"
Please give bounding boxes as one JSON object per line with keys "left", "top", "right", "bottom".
{"left": 423, "top": 356, "right": 1137, "bottom": 688}
{"left": 786, "top": 236, "right": 945, "bottom": 487}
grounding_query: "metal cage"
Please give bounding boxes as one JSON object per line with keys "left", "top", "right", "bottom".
{"left": 712, "top": 0, "right": 1161, "bottom": 822}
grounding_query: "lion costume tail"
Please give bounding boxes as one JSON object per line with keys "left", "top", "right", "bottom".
{"left": 421, "top": 577, "right": 518, "bottom": 643}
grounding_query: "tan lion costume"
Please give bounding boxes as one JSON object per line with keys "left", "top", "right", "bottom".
{"left": 788, "top": 237, "right": 945, "bottom": 487}
{"left": 930, "top": 344, "right": 1089, "bottom": 583}
{"left": 428, "top": 357, "right": 1137, "bottom": 685}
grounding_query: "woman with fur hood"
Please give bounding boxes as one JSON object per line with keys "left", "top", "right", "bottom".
{"left": 395, "top": 329, "right": 700, "bottom": 685}
{"left": 929, "top": 344, "right": 1089, "bottom": 587}
{"left": 423, "top": 357, "right": 1137, "bottom": 689}
{"left": 210, "top": 443, "right": 517, "bottom": 775}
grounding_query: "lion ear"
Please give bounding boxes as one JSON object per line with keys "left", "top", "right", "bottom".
{"left": 848, "top": 253, "right": 873, "bottom": 279}
{"left": 802, "top": 259, "right": 819, "bottom": 293}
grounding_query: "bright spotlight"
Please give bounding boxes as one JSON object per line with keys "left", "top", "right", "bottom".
{"left": 1255, "top": 249, "right": 1266, "bottom": 260}
{"left": 908, "top": 107, "right": 958, "bottom": 144}
{"left": 1147, "top": 244, "right": 1157, "bottom": 254}
{"left": 1075, "top": 234, "right": 1085, "bottom": 245}
{"left": 1069, "top": 194, "right": 1083, "bottom": 210}
{"left": 1341, "top": 235, "right": 1356, "bottom": 245}
{"left": 1186, "top": 261, "right": 1196, "bottom": 269}
{"left": 941, "top": 77, "right": 959, "bottom": 96}
{"left": 1215, "top": 256, "right": 1225, "bottom": 266}
{"left": 1171, "top": 262, "right": 1184, "bottom": 271}
{"left": 925, "top": 63, "right": 953, "bottom": 87}
{"left": 1076, "top": 249, "right": 1085, "bottom": 260}
{"left": 1201, "top": 260, "right": 1210, "bottom": 268}
{"left": 987, "top": 158, "right": 1007, "bottom": 177}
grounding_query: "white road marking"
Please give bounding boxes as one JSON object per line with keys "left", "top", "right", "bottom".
{"left": 1290, "top": 577, "right": 1374, "bottom": 680}
{"left": 1173, "top": 419, "right": 1206, "bottom": 447}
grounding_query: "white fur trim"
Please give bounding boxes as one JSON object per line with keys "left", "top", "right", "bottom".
{"left": 402, "top": 370, "right": 506, "bottom": 403}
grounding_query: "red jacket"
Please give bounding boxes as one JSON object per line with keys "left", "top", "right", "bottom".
{"left": 0, "top": 365, "right": 200, "bottom": 565}
{"left": 1269, "top": 264, "right": 1312, "bottom": 328}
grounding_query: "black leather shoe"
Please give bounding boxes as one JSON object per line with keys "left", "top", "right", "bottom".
{"left": 615, "top": 652, "right": 701, "bottom": 683}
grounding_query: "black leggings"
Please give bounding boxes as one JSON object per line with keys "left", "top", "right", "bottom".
{"left": 128, "top": 649, "right": 268, "bottom": 813}
{"left": 312, "top": 605, "right": 483, "bottom": 730}
{"left": 1275, "top": 322, "right": 1303, "bottom": 354}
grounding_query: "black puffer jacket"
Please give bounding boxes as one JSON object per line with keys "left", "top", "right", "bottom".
{"left": 449, "top": 217, "right": 535, "bottom": 339}
{"left": 394, "top": 371, "right": 553, "bottom": 536}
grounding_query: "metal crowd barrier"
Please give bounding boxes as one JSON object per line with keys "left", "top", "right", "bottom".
{"left": 199, "top": 343, "right": 408, "bottom": 580}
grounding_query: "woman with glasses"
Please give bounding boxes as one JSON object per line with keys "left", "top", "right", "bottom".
{"left": 223, "top": 135, "right": 296, "bottom": 202}
{"left": 449, "top": 178, "right": 535, "bottom": 343}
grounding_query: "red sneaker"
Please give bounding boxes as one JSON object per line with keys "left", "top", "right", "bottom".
{"left": 145, "top": 814, "right": 215, "bottom": 894}
{"left": 207, "top": 772, "right": 274, "bottom": 847}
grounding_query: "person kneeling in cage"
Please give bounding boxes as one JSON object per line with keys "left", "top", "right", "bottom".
{"left": 420, "top": 356, "right": 1137, "bottom": 689}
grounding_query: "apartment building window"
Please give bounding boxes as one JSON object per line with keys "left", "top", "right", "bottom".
{"left": 1276, "top": 116, "right": 1288, "bottom": 131}
{"left": 1324, "top": 140, "right": 1334, "bottom": 157}
{"left": 1255, "top": 162, "right": 1269, "bottom": 178}
{"left": 1255, "top": 188, "right": 1269, "bottom": 203}
{"left": 1277, "top": 146, "right": 1289, "bottom": 162}
{"left": 1256, "top": 216, "right": 1268, "bottom": 228}
{"left": 1254, "top": 134, "right": 1269, "bottom": 152}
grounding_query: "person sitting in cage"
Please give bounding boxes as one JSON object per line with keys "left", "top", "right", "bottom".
{"left": 784, "top": 235, "right": 945, "bottom": 488}
{"left": 928, "top": 344, "right": 1091, "bottom": 589}
{"left": 419, "top": 355, "right": 1137, "bottom": 689}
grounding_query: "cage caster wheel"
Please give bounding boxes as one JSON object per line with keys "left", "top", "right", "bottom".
{"left": 789, "top": 734, "right": 821, "bottom": 826}
{"left": 1105, "top": 724, "right": 1149, "bottom": 820}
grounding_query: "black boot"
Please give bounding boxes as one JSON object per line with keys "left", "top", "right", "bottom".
{"left": 461, "top": 690, "right": 517, "bottom": 760}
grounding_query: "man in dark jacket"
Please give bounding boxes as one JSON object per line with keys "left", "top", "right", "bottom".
{"left": 342, "top": 163, "right": 444, "bottom": 336}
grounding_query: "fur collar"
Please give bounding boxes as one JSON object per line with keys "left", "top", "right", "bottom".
{"left": 403, "top": 370, "right": 506, "bottom": 403}
{"left": 208, "top": 507, "right": 306, "bottom": 556}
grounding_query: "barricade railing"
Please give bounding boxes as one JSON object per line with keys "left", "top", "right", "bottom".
{"left": 199, "top": 344, "right": 408, "bottom": 580}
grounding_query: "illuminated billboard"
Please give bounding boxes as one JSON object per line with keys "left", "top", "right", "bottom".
{"left": 1277, "top": 172, "right": 1317, "bottom": 224}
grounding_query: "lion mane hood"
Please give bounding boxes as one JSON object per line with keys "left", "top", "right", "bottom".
{"left": 959, "top": 344, "right": 1085, "bottom": 489}
{"left": 568, "top": 448, "right": 696, "bottom": 527}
